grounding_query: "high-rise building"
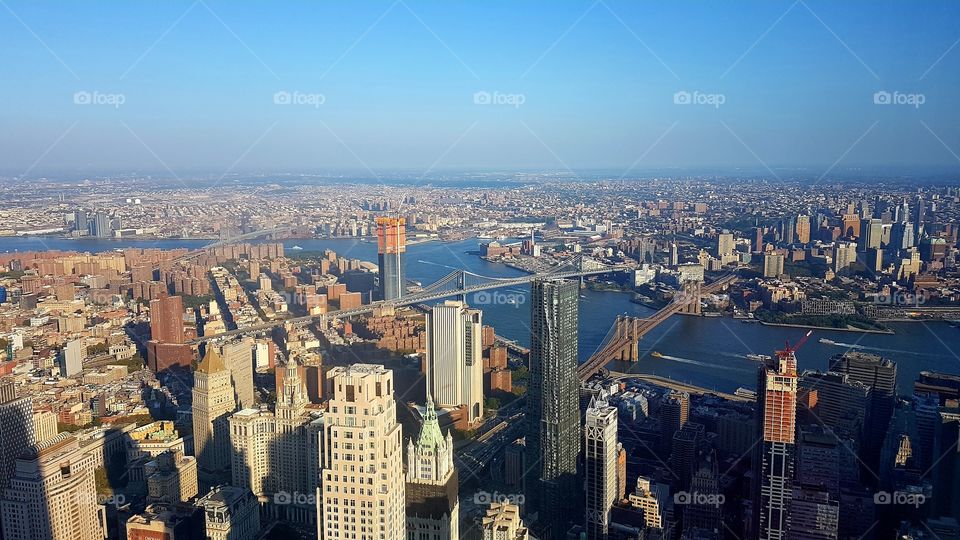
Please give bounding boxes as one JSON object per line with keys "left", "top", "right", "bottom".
{"left": 405, "top": 395, "right": 459, "bottom": 540}
{"left": 73, "top": 209, "right": 88, "bottom": 234}
{"left": 584, "top": 392, "right": 618, "bottom": 540}
{"left": 661, "top": 390, "right": 690, "bottom": 455}
{"left": 192, "top": 347, "right": 236, "bottom": 476}
{"left": 717, "top": 233, "right": 735, "bottom": 257}
{"left": 148, "top": 295, "right": 193, "bottom": 372}
{"left": 320, "top": 364, "right": 405, "bottom": 540}
{"left": 787, "top": 488, "right": 839, "bottom": 540}
{"left": 527, "top": 278, "right": 580, "bottom": 538}
{"left": 795, "top": 215, "right": 811, "bottom": 245}
{"left": 219, "top": 339, "right": 255, "bottom": 409}
{"left": 376, "top": 217, "right": 406, "bottom": 301}
{"left": 763, "top": 252, "right": 785, "bottom": 278}
{"left": 684, "top": 456, "right": 722, "bottom": 535}
{"left": 829, "top": 352, "right": 896, "bottom": 470}
{"left": 628, "top": 476, "right": 670, "bottom": 529}
{"left": 59, "top": 339, "right": 83, "bottom": 377}
{"left": 229, "top": 407, "right": 276, "bottom": 497}
{"left": 426, "top": 300, "right": 484, "bottom": 425}
{"left": 90, "top": 211, "right": 112, "bottom": 238}
{"left": 782, "top": 217, "right": 796, "bottom": 245}
{"left": 860, "top": 218, "right": 883, "bottom": 251}
{"left": 832, "top": 242, "right": 857, "bottom": 274}
{"left": 273, "top": 358, "right": 312, "bottom": 498}
{"left": 0, "top": 384, "right": 35, "bottom": 511}
{"left": 1, "top": 434, "right": 105, "bottom": 540}
{"left": 32, "top": 409, "right": 58, "bottom": 445}
{"left": 753, "top": 348, "right": 799, "bottom": 540}
{"left": 481, "top": 503, "right": 531, "bottom": 540}
{"left": 197, "top": 486, "right": 261, "bottom": 540}
{"left": 145, "top": 449, "right": 199, "bottom": 503}
{"left": 670, "top": 241, "right": 680, "bottom": 266}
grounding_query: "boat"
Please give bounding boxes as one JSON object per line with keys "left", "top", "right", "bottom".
{"left": 650, "top": 351, "right": 663, "bottom": 358}
{"left": 735, "top": 387, "right": 758, "bottom": 399}
{"left": 746, "top": 354, "right": 771, "bottom": 362}
{"left": 290, "top": 245, "right": 303, "bottom": 250}
{"left": 819, "top": 338, "right": 837, "bottom": 345}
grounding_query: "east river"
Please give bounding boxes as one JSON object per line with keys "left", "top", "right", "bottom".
{"left": 3, "top": 236, "right": 958, "bottom": 394}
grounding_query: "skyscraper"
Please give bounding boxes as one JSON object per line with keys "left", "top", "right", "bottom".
{"left": 829, "top": 352, "right": 897, "bottom": 470}
{"left": 197, "top": 486, "right": 261, "bottom": 540}
{"left": 527, "top": 278, "right": 580, "bottom": 538}
{"left": 376, "top": 217, "right": 406, "bottom": 301}
{"left": 1, "top": 434, "right": 105, "bottom": 540}
{"left": 584, "top": 391, "right": 618, "bottom": 540}
{"left": 426, "top": 300, "right": 484, "bottom": 424}
{"left": 273, "top": 358, "right": 311, "bottom": 497}
{"left": 192, "top": 347, "right": 236, "bottom": 476}
{"left": 753, "top": 348, "right": 799, "bottom": 540}
{"left": 795, "top": 215, "right": 811, "bottom": 245}
{"left": 219, "top": 339, "right": 255, "bottom": 409}
{"left": 147, "top": 295, "right": 193, "bottom": 372}
{"left": 661, "top": 390, "right": 690, "bottom": 455}
{"left": 320, "top": 364, "right": 405, "bottom": 540}
{"left": 405, "top": 395, "right": 459, "bottom": 540}
{"left": 0, "top": 382, "right": 35, "bottom": 538}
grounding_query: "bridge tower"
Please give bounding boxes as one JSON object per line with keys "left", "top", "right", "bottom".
{"left": 457, "top": 271, "right": 467, "bottom": 303}
{"left": 681, "top": 281, "right": 702, "bottom": 315}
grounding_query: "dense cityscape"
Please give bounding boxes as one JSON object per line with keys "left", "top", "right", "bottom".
{"left": 0, "top": 174, "right": 958, "bottom": 540}
{"left": 3, "top": 1, "right": 960, "bottom": 540}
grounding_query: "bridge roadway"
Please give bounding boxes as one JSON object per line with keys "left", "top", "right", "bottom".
{"left": 168, "top": 227, "right": 298, "bottom": 264}
{"left": 576, "top": 274, "right": 737, "bottom": 382}
{"left": 190, "top": 265, "right": 630, "bottom": 344}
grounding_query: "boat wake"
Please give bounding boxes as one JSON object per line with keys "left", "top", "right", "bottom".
{"left": 644, "top": 351, "right": 751, "bottom": 373}
{"left": 817, "top": 340, "right": 935, "bottom": 357}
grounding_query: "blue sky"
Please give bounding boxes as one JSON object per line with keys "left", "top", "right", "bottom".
{"left": 1, "top": 0, "right": 959, "bottom": 176}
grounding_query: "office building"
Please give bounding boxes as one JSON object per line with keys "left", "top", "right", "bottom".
{"left": 860, "top": 218, "right": 883, "bottom": 251}
{"left": 273, "top": 358, "right": 313, "bottom": 498}
{"left": 320, "top": 364, "right": 405, "bottom": 540}
{"left": 405, "top": 395, "right": 459, "bottom": 540}
{"left": 91, "top": 211, "right": 112, "bottom": 238}
{"left": 192, "top": 347, "right": 236, "bottom": 476}
{"left": 717, "top": 233, "right": 735, "bottom": 257}
{"left": 32, "top": 410, "right": 58, "bottom": 445}
{"left": 197, "top": 486, "right": 260, "bottom": 540}
{"left": 628, "top": 476, "right": 670, "bottom": 529}
{"left": 661, "top": 390, "right": 690, "bottom": 455}
{"left": 1, "top": 434, "right": 105, "bottom": 540}
{"left": 229, "top": 407, "right": 276, "bottom": 497}
{"left": 0, "top": 384, "right": 36, "bottom": 539}
{"left": 787, "top": 488, "right": 838, "bottom": 540}
{"left": 376, "top": 217, "right": 406, "bottom": 300}
{"left": 426, "top": 300, "right": 484, "bottom": 425}
{"left": 527, "top": 278, "right": 580, "bottom": 538}
{"left": 481, "top": 503, "right": 531, "bottom": 540}
{"left": 145, "top": 449, "right": 199, "bottom": 503}
{"left": 219, "top": 339, "right": 255, "bottom": 409}
{"left": 829, "top": 352, "right": 896, "bottom": 469}
{"left": 584, "top": 392, "right": 618, "bottom": 540}
{"left": 753, "top": 348, "right": 799, "bottom": 540}
{"left": 59, "top": 339, "right": 83, "bottom": 377}
{"left": 684, "top": 456, "right": 722, "bottom": 535}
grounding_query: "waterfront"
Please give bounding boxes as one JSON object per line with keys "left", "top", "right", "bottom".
{"left": 2, "top": 235, "right": 956, "bottom": 394}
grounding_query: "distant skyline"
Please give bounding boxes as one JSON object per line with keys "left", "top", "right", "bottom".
{"left": 2, "top": 0, "right": 960, "bottom": 176}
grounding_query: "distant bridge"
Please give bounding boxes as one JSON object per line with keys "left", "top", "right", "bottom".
{"left": 576, "top": 273, "right": 737, "bottom": 382}
{"left": 171, "top": 226, "right": 299, "bottom": 263}
{"left": 191, "top": 255, "right": 631, "bottom": 344}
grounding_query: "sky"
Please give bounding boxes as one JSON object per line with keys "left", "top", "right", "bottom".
{"left": 1, "top": 0, "right": 959, "bottom": 177}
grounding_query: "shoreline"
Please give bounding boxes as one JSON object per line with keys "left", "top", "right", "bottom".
{"left": 758, "top": 320, "right": 894, "bottom": 334}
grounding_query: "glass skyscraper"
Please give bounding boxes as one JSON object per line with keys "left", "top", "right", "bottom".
{"left": 526, "top": 278, "right": 580, "bottom": 539}
{"left": 376, "top": 217, "right": 406, "bottom": 301}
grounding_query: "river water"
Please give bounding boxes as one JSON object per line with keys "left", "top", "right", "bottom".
{"left": 3, "top": 236, "right": 957, "bottom": 394}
